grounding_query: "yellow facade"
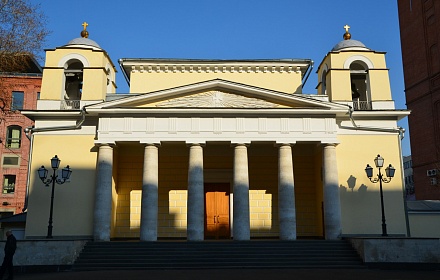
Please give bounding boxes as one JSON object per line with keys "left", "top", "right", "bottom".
{"left": 25, "top": 134, "right": 97, "bottom": 238}
{"left": 23, "top": 28, "right": 411, "bottom": 240}
{"left": 337, "top": 134, "right": 406, "bottom": 235}
{"left": 130, "top": 69, "right": 302, "bottom": 94}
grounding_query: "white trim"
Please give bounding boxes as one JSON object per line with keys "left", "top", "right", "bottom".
{"left": 95, "top": 116, "right": 340, "bottom": 144}
{"left": 37, "top": 100, "right": 102, "bottom": 110}
{"left": 343, "top": 55, "right": 374, "bottom": 69}
{"left": 58, "top": 53, "right": 90, "bottom": 68}
{"left": 371, "top": 101, "right": 396, "bottom": 110}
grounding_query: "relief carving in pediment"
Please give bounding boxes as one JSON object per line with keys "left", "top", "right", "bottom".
{"left": 154, "top": 90, "right": 280, "bottom": 108}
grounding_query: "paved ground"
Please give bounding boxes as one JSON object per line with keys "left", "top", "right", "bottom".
{"left": 8, "top": 268, "right": 440, "bottom": 280}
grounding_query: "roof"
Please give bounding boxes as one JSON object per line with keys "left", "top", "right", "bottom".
{"left": 331, "top": 39, "right": 369, "bottom": 52}
{"left": 407, "top": 200, "right": 440, "bottom": 212}
{"left": 0, "top": 212, "right": 26, "bottom": 223}
{"left": 0, "top": 55, "right": 42, "bottom": 75}
{"left": 65, "top": 37, "right": 101, "bottom": 49}
{"left": 118, "top": 58, "right": 314, "bottom": 85}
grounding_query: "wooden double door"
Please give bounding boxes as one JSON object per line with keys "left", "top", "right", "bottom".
{"left": 205, "top": 183, "right": 230, "bottom": 239}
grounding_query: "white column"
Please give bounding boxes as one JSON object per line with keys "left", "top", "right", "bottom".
{"left": 322, "top": 144, "right": 342, "bottom": 240}
{"left": 233, "top": 144, "right": 250, "bottom": 240}
{"left": 278, "top": 143, "right": 296, "bottom": 240}
{"left": 140, "top": 144, "right": 159, "bottom": 241}
{"left": 93, "top": 144, "right": 113, "bottom": 241}
{"left": 187, "top": 144, "right": 204, "bottom": 241}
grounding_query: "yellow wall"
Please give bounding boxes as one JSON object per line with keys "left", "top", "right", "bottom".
{"left": 25, "top": 134, "right": 98, "bottom": 238}
{"left": 114, "top": 144, "right": 190, "bottom": 238}
{"left": 248, "top": 144, "right": 278, "bottom": 237}
{"left": 114, "top": 144, "right": 142, "bottom": 238}
{"left": 113, "top": 143, "right": 323, "bottom": 239}
{"left": 82, "top": 68, "right": 112, "bottom": 100}
{"left": 40, "top": 69, "right": 65, "bottom": 100}
{"left": 25, "top": 133, "right": 406, "bottom": 239}
{"left": 293, "top": 144, "right": 323, "bottom": 237}
{"left": 130, "top": 71, "right": 302, "bottom": 94}
{"left": 314, "top": 147, "right": 324, "bottom": 236}
{"left": 368, "top": 69, "right": 392, "bottom": 100}
{"left": 326, "top": 70, "right": 351, "bottom": 101}
{"left": 336, "top": 134, "right": 407, "bottom": 235}
{"left": 408, "top": 214, "right": 440, "bottom": 238}
{"left": 329, "top": 52, "right": 387, "bottom": 69}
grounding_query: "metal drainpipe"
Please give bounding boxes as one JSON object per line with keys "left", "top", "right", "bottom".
{"left": 22, "top": 132, "right": 34, "bottom": 212}
{"left": 302, "top": 60, "right": 314, "bottom": 88}
{"left": 22, "top": 106, "right": 87, "bottom": 212}
{"left": 346, "top": 106, "right": 405, "bottom": 139}
{"left": 118, "top": 59, "right": 130, "bottom": 89}
{"left": 24, "top": 106, "right": 87, "bottom": 140}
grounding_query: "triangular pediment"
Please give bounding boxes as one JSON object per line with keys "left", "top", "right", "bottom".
{"left": 87, "top": 79, "right": 348, "bottom": 110}
{"left": 143, "top": 90, "right": 286, "bottom": 108}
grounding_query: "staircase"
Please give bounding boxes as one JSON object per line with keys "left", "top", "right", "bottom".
{"left": 73, "top": 240, "right": 364, "bottom": 271}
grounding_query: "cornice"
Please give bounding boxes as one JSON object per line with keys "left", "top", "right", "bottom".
{"left": 129, "top": 64, "right": 302, "bottom": 74}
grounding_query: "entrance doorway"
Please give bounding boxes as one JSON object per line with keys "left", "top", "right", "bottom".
{"left": 205, "top": 183, "right": 230, "bottom": 239}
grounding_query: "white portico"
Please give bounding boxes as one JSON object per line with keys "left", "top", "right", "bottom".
{"left": 86, "top": 78, "right": 347, "bottom": 241}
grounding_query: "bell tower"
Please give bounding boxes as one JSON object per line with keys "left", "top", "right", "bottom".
{"left": 38, "top": 23, "right": 117, "bottom": 110}
{"left": 316, "top": 26, "right": 395, "bottom": 111}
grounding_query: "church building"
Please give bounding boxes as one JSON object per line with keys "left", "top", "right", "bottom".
{"left": 22, "top": 24, "right": 409, "bottom": 241}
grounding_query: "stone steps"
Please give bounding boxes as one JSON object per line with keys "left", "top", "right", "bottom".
{"left": 73, "top": 240, "right": 364, "bottom": 271}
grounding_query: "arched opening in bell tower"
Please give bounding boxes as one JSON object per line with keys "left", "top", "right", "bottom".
{"left": 63, "top": 59, "right": 84, "bottom": 109}
{"left": 350, "top": 61, "right": 371, "bottom": 110}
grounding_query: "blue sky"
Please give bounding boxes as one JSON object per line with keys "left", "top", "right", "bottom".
{"left": 31, "top": 0, "right": 411, "bottom": 155}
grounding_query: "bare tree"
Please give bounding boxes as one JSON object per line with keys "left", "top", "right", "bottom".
{"left": 0, "top": 0, "right": 48, "bottom": 120}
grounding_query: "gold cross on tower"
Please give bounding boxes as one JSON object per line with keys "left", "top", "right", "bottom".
{"left": 82, "top": 22, "right": 89, "bottom": 31}
{"left": 343, "top": 24, "right": 351, "bottom": 40}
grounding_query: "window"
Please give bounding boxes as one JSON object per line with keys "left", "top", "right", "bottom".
{"left": 2, "top": 155, "right": 19, "bottom": 167}
{"left": 11, "top": 91, "right": 24, "bottom": 110}
{"left": 64, "top": 60, "right": 84, "bottom": 101}
{"left": 350, "top": 62, "right": 371, "bottom": 111}
{"left": 321, "top": 70, "right": 327, "bottom": 95}
{"left": 2, "top": 175, "right": 15, "bottom": 194}
{"left": 6, "top": 126, "right": 21, "bottom": 148}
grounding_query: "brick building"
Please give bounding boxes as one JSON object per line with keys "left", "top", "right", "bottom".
{"left": 0, "top": 58, "right": 42, "bottom": 217}
{"left": 398, "top": 0, "right": 440, "bottom": 199}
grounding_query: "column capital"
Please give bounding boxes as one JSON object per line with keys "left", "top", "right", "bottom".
{"left": 96, "top": 143, "right": 115, "bottom": 148}
{"left": 231, "top": 143, "right": 249, "bottom": 147}
{"left": 274, "top": 143, "right": 295, "bottom": 148}
{"left": 186, "top": 143, "right": 206, "bottom": 148}
{"left": 142, "top": 143, "right": 161, "bottom": 147}
{"left": 322, "top": 143, "right": 338, "bottom": 148}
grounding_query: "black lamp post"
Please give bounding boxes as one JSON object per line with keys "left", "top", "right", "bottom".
{"left": 37, "top": 155, "right": 72, "bottom": 238}
{"left": 365, "top": 154, "right": 395, "bottom": 237}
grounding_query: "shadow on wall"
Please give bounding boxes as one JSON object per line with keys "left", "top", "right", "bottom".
{"left": 343, "top": 175, "right": 368, "bottom": 193}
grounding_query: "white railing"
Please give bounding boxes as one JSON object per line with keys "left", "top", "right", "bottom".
{"left": 61, "top": 100, "right": 81, "bottom": 110}
{"left": 352, "top": 100, "right": 372, "bottom": 111}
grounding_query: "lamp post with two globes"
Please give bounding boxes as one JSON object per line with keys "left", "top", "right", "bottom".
{"left": 365, "top": 154, "right": 396, "bottom": 237}
{"left": 37, "top": 155, "right": 72, "bottom": 238}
